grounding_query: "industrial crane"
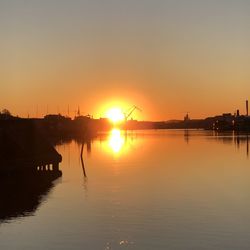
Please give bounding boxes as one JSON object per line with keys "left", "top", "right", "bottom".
{"left": 123, "top": 105, "right": 142, "bottom": 121}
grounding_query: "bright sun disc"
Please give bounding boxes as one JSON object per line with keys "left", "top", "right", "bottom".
{"left": 106, "top": 108, "right": 125, "bottom": 123}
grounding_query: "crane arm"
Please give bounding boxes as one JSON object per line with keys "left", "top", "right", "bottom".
{"left": 124, "top": 105, "right": 142, "bottom": 120}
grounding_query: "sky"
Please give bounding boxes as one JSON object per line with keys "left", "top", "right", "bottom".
{"left": 1, "top": 0, "right": 250, "bottom": 120}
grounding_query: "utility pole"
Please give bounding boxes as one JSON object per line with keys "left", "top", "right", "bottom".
{"left": 77, "top": 106, "right": 81, "bottom": 116}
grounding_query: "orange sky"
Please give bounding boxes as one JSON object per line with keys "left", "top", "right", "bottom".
{"left": 1, "top": 0, "right": 250, "bottom": 120}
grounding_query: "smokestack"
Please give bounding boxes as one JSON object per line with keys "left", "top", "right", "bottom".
{"left": 246, "top": 100, "right": 249, "bottom": 116}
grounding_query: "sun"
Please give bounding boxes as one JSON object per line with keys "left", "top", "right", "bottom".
{"left": 106, "top": 108, "right": 125, "bottom": 123}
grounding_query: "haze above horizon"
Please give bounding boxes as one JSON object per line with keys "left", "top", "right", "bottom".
{"left": 1, "top": 0, "right": 250, "bottom": 120}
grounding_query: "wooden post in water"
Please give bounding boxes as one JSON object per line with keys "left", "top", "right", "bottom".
{"left": 80, "top": 143, "right": 87, "bottom": 177}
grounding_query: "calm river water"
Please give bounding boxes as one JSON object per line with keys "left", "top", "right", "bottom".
{"left": 1, "top": 129, "right": 250, "bottom": 249}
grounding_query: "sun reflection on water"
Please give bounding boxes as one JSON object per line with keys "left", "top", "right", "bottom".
{"left": 108, "top": 129, "right": 125, "bottom": 154}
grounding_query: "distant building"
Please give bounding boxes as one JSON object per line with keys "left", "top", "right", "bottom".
{"left": 184, "top": 113, "right": 190, "bottom": 122}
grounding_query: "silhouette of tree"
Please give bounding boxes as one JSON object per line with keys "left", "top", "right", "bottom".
{"left": 1, "top": 109, "right": 11, "bottom": 116}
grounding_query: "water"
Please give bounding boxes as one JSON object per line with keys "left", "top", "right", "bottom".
{"left": 1, "top": 129, "right": 250, "bottom": 249}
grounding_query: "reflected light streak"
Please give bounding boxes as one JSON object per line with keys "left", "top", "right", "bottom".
{"left": 108, "top": 129, "right": 125, "bottom": 154}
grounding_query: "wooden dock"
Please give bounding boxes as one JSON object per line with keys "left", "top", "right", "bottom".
{"left": 0, "top": 120, "right": 62, "bottom": 174}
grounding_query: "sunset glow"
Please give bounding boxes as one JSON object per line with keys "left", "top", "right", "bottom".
{"left": 106, "top": 108, "right": 125, "bottom": 123}
{"left": 2, "top": 0, "right": 250, "bottom": 249}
